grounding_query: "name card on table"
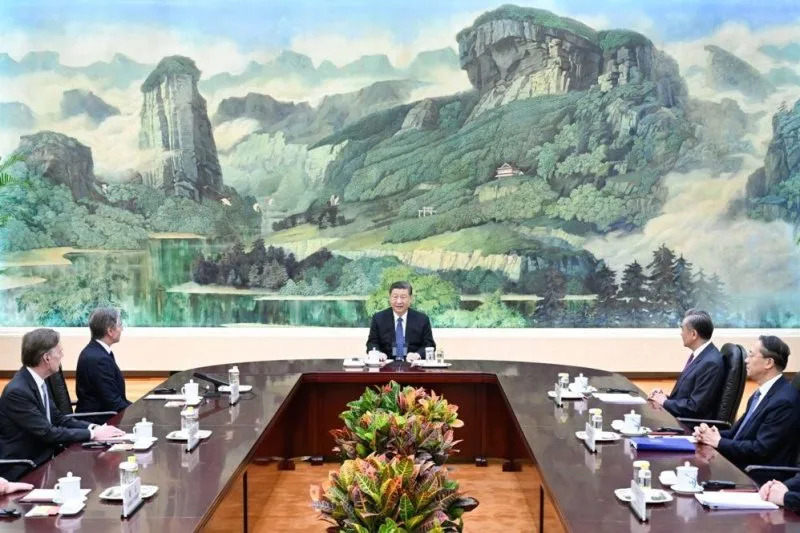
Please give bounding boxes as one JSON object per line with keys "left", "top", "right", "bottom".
{"left": 186, "top": 423, "right": 200, "bottom": 453}
{"left": 121, "top": 477, "right": 143, "bottom": 519}
{"left": 583, "top": 422, "right": 597, "bottom": 453}
{"left": 629, "top": 480, "right": 649, "bottom": 522}
{"left": 229, "top": 381, "right": 240, "bottom": 406}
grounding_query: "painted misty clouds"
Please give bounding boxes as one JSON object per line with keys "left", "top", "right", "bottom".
{"left": 1, "top": 1, "right": 800, "bottom": 328}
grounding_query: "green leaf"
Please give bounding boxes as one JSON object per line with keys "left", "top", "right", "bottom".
{"left": 356, "top": 473, "right": 381, "bottom": 503}
{"left": 394, "top": 457, "right": 414, "bottom": 481}
{"left": 399, "top": 494, "right": 415, "bottom": 524}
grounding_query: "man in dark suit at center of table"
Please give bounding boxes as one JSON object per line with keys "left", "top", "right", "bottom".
{"left": 694, "top": 335, "right": 800, "bottom": 483}
{"left": 76, "top": 307, "right": 132, "bottom": 423}
{"left": 648, "top": 309, "right": 724, "bottom": 419}
{"left": 366, "top": 280, "right": 435, "bottom": 360}
{"left": 0, "top": 328, "right": 124, "bottom": 481}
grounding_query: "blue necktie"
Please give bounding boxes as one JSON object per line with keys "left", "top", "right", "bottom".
{"left": 395, "top": 317, "right": 406, "bottom": 358}
{"left": 734, "top": 390, "right": 762, "bottom": 439}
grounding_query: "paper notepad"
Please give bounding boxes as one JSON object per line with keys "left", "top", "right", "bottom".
{"left": 592, "top": 392, "right": 646, "bottom": 404}
{"left": 21, "top": 489, "right": 92, "bottom": 502}
{"left": 695, "top": 492, "right": 778, "bottom": 510}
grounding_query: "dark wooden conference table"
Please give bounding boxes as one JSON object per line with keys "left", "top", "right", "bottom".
{"left": 2, "top": 359, "right": 799, "bottom": 532}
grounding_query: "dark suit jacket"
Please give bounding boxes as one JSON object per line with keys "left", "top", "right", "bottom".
{"left": 663, "top": 342, "right": 725, "bottom": 419}
{"left": 0, "top": 367, "right": 91, "bottom": 480}
{"left": 718, "top": 376, "right": 800, "bottom": 480}
{"left": 366, "top": 308, "right": 435, "bottom": 358}
{"left": 784, "top": 474, "right": 800, "bottom": 512}
{"left": 75, "top": 339, "right": 131, "bottom": 423}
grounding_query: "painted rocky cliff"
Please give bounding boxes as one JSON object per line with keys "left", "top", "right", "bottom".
{"left": 139, "top": 55, "right": 223, "bottom": 200}
{"left": 456, "top": 5, "right": 686, "bottom": 118}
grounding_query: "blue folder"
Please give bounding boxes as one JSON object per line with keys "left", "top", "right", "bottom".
{"left": 630, "top": 437, "right": 696, "bottom": 452}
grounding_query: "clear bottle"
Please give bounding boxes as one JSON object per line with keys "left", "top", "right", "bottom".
{"left": 229, "top": 365, "right": 240, "bottom": 389}
{"left": 632, "top": 460, "right": 650, "bottom": 484}
{"left": 436, "top": 348, "right": 445, "bottom": 363}
{"left": 181, "top": 406, "right": 198, "bottom": 435}
{"left": 558, "top": 373, "right": 570, "bottom": 392}
{"left": 589, "top": 408, "right": 603, "bottom": 431}
{"left": 119, "top": 455, "right": 139, "bottom": 486}
{"left": 637, "top": 466, "right": 652, "bottom": 490}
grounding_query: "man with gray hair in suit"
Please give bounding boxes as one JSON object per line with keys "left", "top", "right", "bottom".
{"left": 648, "top": 309, "right": 725, "bottom": 419}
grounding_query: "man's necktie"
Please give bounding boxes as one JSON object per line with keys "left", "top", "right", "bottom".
{"left": 41, "top": 382, "right": 51, "bottom": 423}
{"left": 395, "top": 317, "right": 406, "bottom": 357}
{"left": 734, "top": 389, "right": 762, "bottom": 439}
{"left": 683, "top": 352, "right": 695, "bottom": 371}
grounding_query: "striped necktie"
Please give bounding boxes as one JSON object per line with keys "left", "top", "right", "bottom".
{"left": 41, "top": 382, "right": 51, "bottom": 423}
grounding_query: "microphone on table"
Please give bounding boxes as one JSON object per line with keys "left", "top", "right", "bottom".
{"left": 193, "top": 372, "right": 228, "bottom": 397}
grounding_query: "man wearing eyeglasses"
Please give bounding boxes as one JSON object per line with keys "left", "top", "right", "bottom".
{"left": 366, "top": 281, "right": 435, "bottom": 361}
{"left": 0, "top": 328, "right": 125, "bottom": 480}
{"left": 694, "top": 335, "right": 800, "bottom": 482}
{"left": 75, "top": 307, "right": 132, "bottom": 423}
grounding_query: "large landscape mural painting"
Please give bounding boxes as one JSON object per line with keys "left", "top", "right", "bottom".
{"left": 2, "top": 0, "right": 800, "bottom": 328}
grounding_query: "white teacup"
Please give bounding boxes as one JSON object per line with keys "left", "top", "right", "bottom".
{"left": 366, "top": 349, "right": 382, "bottom": 365}
{"left": 425, "top": 347, "right": 435, "bottom": 360}
{"left": 133, "top": 417, "right": 153, "bottom": 442}
{"left": 675, "top": 462, "right": 699, "bottom": 490}
{"left": 573, "top": 373, "right": 589, "bottom": 391}
{"left": 54, "top": 472, "right": 82, "bottom": 504}
{"left": 623, "top": 411, "right": 641, "bottom": 433}
{"left": 181, "top": 380, "right": 200, "bottom": 402}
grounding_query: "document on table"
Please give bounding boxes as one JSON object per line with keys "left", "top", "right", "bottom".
{"left": 695, "top": 491, "right": 778, "bottom": 510}
{"left": 591, "top": 392, "right": 646, "bottom": 404}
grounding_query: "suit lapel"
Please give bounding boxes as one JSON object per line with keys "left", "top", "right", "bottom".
{"left": 671, "top": 343, "right": 715, "bottom": 396}
{"left": 20, "top": 367, "right": 47, "bottom": 417}
{"left": 738, "top": 378, "right": 784, "bottom": 437}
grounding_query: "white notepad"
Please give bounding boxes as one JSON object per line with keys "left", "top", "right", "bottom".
{"left": 591, "top": 393, "right": 646, "bottom": 404}
{"left": 695, "top": 492, "right": 779, "bottom": 510}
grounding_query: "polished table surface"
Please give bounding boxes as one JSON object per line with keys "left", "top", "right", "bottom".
{"left": 1, "top": 359, "right": 799, "bottom": 532}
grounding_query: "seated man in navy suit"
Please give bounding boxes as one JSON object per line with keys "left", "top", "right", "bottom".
{"left": 648, "top": 309, "right": 725, "bottom": 419}
{"left": 0, "top": 328, "right": 124, "bottom": 480}
{"left": 694, "top": 335, "right": 800, "bottom": 482}
{"left": 366, "top": 281, "right": 435, "bottom": 360}
{"left": 75, "top": 307, "right": 132, "bottom": 423}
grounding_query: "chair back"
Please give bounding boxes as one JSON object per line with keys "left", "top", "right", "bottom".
{"left": 715, "top": 343, "right": 747, "bottom": 425}
{"left": 45, "top": 365, "right": 73, "bottom": 415}
{"left": 791, "top": 372, "right": 800, "bottom": 391}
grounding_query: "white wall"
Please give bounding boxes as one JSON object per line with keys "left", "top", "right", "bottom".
{"left": 2, "top": 327, "right": 799, "bottom": 374}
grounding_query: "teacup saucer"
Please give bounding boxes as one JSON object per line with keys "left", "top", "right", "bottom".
{"left": 614, "top": 488, "right": 673, "bottom": 503}
{"left": 671, "top": 483, "right": 704, "bottom": 494}
{"left": 620, "top": 427, "right": 650, "bottom": 436}
{"left": 575, "top": 430, "right": 621, "bottom": 442}
{"left": 612, "top": 420, "right": 646, "bottom": 433}
{"left": 53, "top": 496, "right": 87, "bottom": 505}
{"left": 58, "top": 502, "right": 86, "bottom": 516}
{"left": 659, "top": 471, "right": 678, "bottom": 486}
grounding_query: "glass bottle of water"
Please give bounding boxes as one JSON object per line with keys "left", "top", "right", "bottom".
{"left": 229, "top": 365, "right": 240, "bottom": 389}
{"left": 119, "top": 455, "right": 139, "bottom": 486}
{"left": 638, "top": 466, "right": 652, "bottom": 490}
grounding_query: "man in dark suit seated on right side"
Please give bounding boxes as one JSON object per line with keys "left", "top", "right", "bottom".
{"left": 694, "top": 335, "right": 800, "bottom": 482}
{"left": 0, "top": 328, "right": 124, "bottom": 480}
{"left": 75, "top": 307, "right": 132, "bottom": 423}
{"left": 366, "top": 280, "right": 435, "bottom": 360}
{"left": 648, "top": 309, "right": 725, "bottom": 419}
